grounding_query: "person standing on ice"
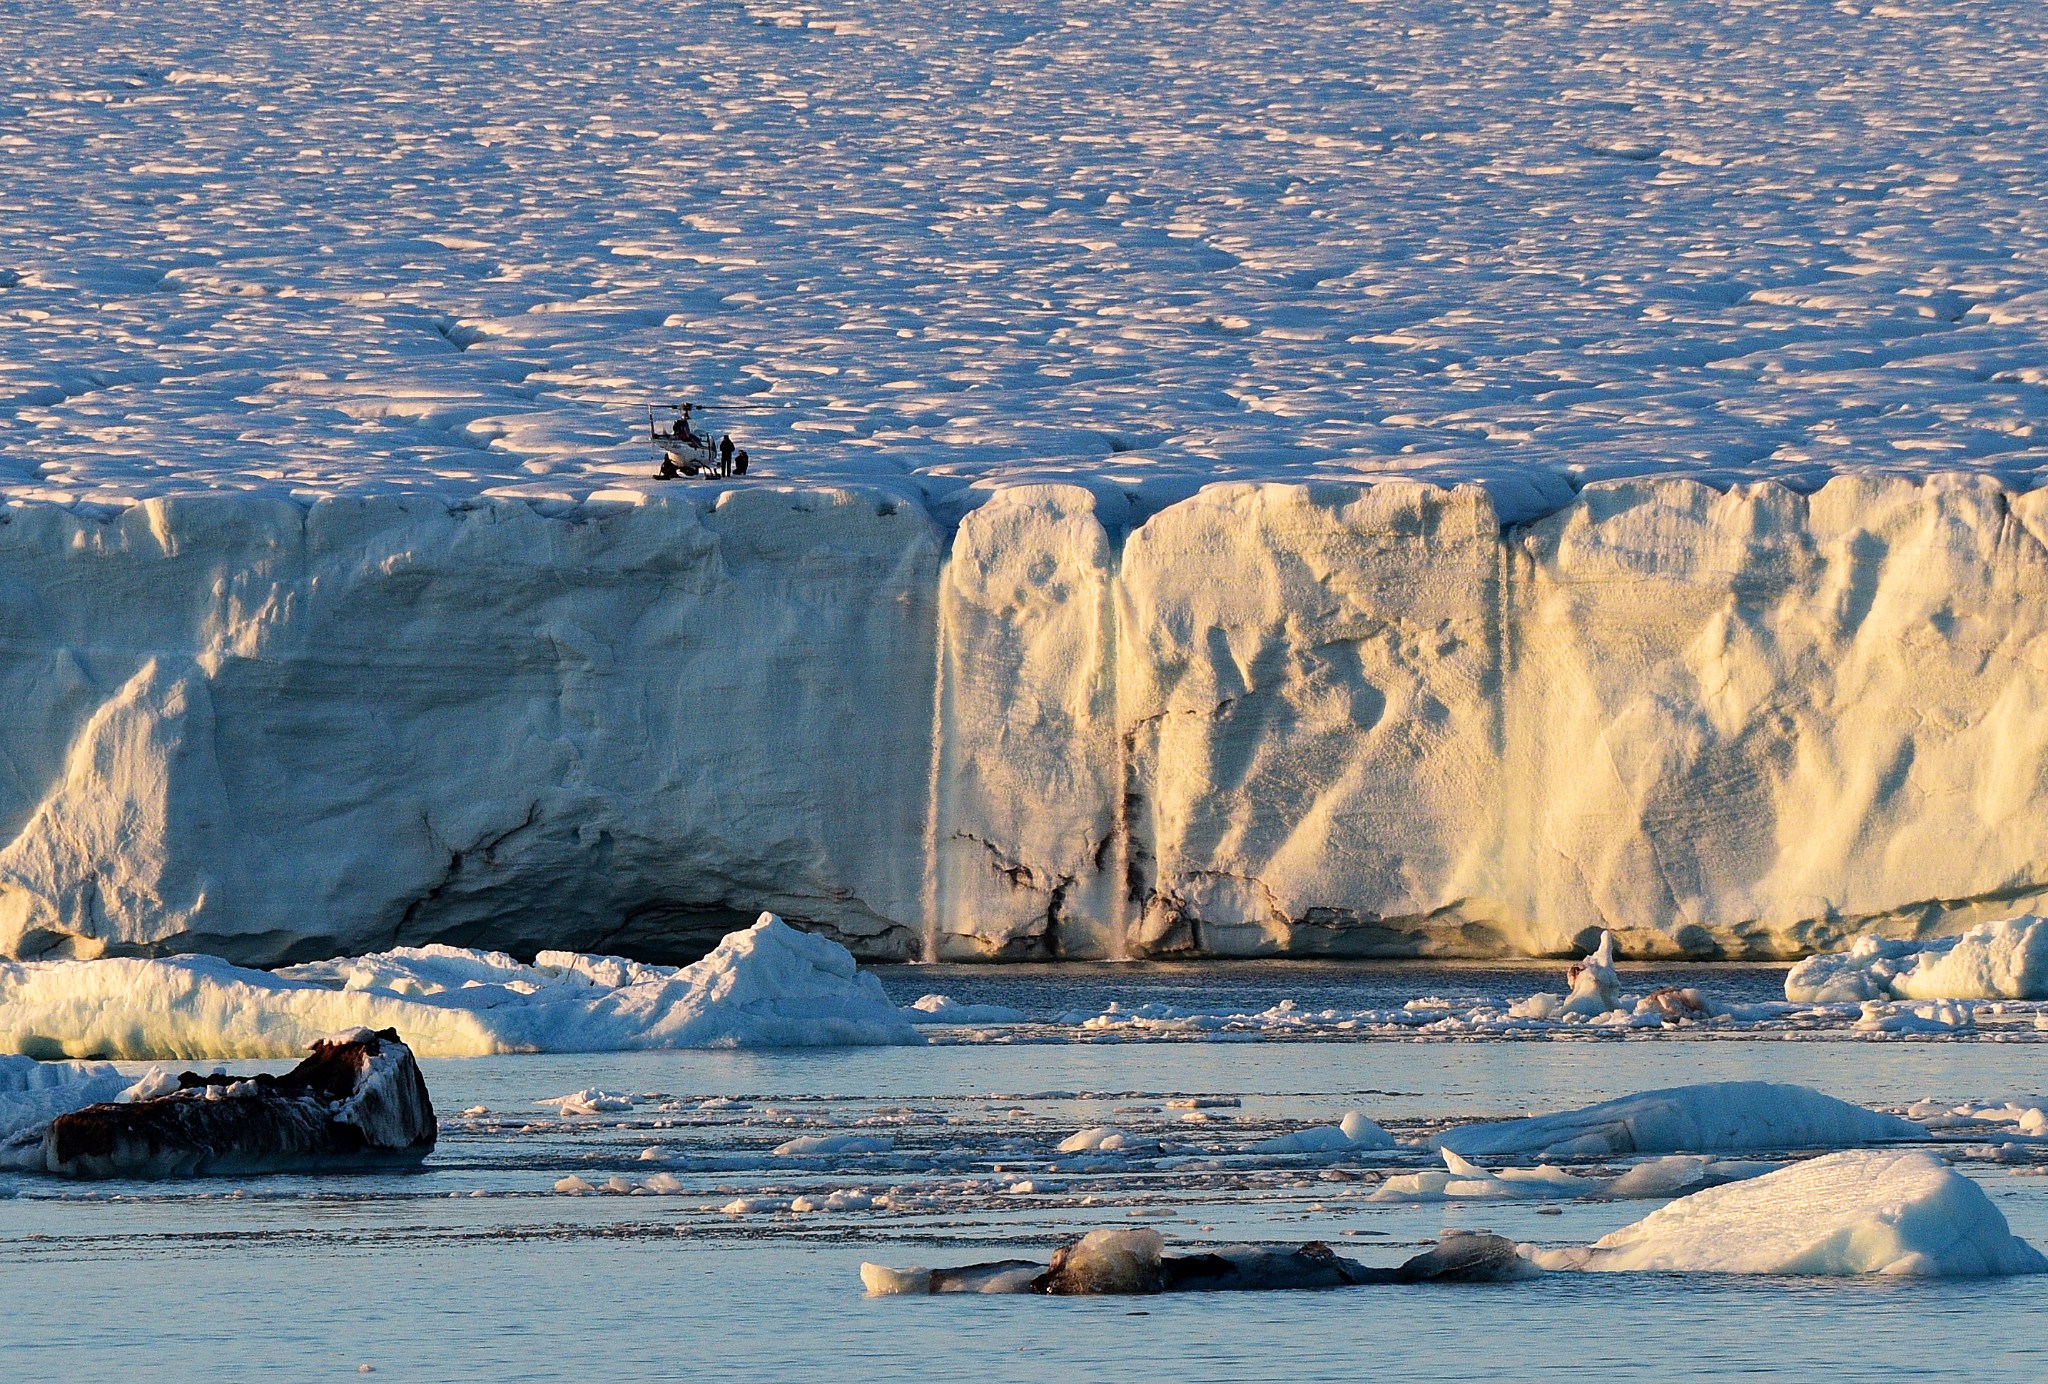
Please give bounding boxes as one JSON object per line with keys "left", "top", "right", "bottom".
{"left": 719, "top": 433, "right": 734, "bottom": 476}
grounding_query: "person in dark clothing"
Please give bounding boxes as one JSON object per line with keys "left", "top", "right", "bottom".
{"left": 718, "top": 434, "right": 734, "bottom": 476}
{"left": 657, "top": 454, "right": 681, "bottom": 480}
{"left": 734, "top": 449, "right": 748, "bottom": 476}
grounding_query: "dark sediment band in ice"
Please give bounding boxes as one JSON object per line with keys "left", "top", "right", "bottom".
{"left": 41, "top": 1027, "right": 436, "bottom": 1178}
{"left": 862, "top": 1227, "right": 1532, "bottom": 1296}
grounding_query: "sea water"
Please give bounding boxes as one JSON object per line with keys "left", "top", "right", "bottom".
{"left": 3, "top": 968, "right": 2045, "bottom": 1383}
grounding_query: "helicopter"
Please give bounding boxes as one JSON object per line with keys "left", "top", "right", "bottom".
{"left": 646, "top": 402, "right": 751, "bottom": 478}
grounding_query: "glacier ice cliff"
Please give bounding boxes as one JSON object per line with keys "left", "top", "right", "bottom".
{"left": 7, "top": 471, "right": 2048, "bottom": 965}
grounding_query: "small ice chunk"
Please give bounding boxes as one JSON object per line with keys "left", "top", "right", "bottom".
{"left": 902, "top": 995, "right": 1028, "bottom": 1025}
{"left": 861, "top": 1263, "right": 933, "bottom": 1295}
{"left": 553, "top": 1175, "right": 595, "bottom": 1195}
{"left": 772, "top": 1134, "right": 893, "bottom": 1156}
{"left": 1786, "top": 916, "right": 2048, "bottom": 1002}
{"left": 719, "top": 1196, "right": 781, "bottom": 1215}
{"left": 1558, "top": 931, "right": 1622, "bottom": 1017}
{"left": 538, "top": 1089, "right": 637, "bottom": 1115}
{"left": 1057, "top": 1126, "right": 1123, "bottom": 1153}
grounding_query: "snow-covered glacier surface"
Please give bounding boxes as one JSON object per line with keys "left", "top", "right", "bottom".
{"left": 8, "top": 1, "right": 2048, "bottom": 964}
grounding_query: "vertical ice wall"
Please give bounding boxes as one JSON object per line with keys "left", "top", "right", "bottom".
{"left": 6, "top": 473, "right": 2048, "bottom": 964}
{"left": 929, "top": 474, "right": 2048, "bottom": 959}
{"left": 0, "top": 489, "right": 939, "bottom": 963}
{"left": 1119, "top": 482, "right": 1506, "bottom": 956}
{"left": 928, "top": 486, "right": 1121, "bottom": 958}
{"left": 1501, "top": 474, "right": 2048, "bottom": 957}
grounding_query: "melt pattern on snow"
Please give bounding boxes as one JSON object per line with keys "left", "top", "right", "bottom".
{"left": 2, "top": 1, "right": 2046, "bottom": 508}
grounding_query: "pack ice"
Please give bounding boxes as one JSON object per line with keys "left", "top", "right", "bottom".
{"left": 1529, "top": 1150, "right": 2048, "bottom": 1277}
{"left": 0, "top": 914, "right": 920, "bottom": 1058}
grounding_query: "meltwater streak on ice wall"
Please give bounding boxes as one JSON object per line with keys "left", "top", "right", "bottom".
{"left": 9, "top": 472, "right": 2048, "bottom": 965}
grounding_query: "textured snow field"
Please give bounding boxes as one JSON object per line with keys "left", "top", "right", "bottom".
{"left": 5, "top": 0, "right": 2048, "bottom": 515}
{"left": 4, "top": 1041, "right": 2047, "bottom": 1383}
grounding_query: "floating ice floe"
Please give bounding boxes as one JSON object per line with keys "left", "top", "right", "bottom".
{"left": 903, "top": 995, "right": 1030, "bottom": 1025}
{"left": 0, "top": 1055, "right": 174, "bottom": 1170}
{"left": 1510, "top": 933, "right": 1624, "bottom": 1020}
{"left": 861, "top": 1227, "right": 1531, "bottom": 1296}
{"left": 537, "top": 1089, "right": 642, "bottom": 1115}
{"left": 1786, "top": 916, "right": 2048, "bottom": 1002}
{"left": 1527, "top": 1149, "right": 2048, "bottom": 1276}
{"left": 1433, "top": 1082, "right": 1926, "bottom": 1159}
{"left": 0, "top": 915, "right": 921, "bottom": 1058}
{"left": 773, "top": 1134, "right": 894, "bottom": 1156}
{"left": 1853, "top": 999, "right": 1977, "bottom": 1034}
{"left": 1904, "top": 1098, "right": 2048, "bottom": 1139}
{"left": 1367, "top": 1148, "right": 1773, "bottom": 1203}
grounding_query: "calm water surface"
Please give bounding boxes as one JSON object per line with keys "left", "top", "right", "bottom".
{"left": 3, "top": 969, "right": 2044, "bottom": 1384}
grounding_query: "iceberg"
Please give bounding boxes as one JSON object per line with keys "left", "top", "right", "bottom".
{"left": 1785, "top": 916, "right": 2048, "bottom": 1002}
{"left": 1528, "top": 1150, "right": 2048, "bottom": 1276}
{"left": 40, "top": 1027, "right": 437, "bottom": 1179}
{"left": 0, "top": 915, "right": 921, "bottom": 1058}
{"left": 1433, "top": 1082, "right": 1926, "bottom": 1159}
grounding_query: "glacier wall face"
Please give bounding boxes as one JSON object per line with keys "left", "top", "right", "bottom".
{"left": 6, "top": 474, "right": 2048, "bottom": 965}
{"left": 0, "top": 491, "right": 939, "bottom": 963}
{"left": 932, "top": 473, "right": 2048, "bottom": 960}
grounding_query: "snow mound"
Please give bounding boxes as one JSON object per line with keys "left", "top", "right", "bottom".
{"left": 1433, "top": 1082, "right": 1926, "bottom": 1159}
{"left": 1786, "top": 917, "right": 2048, "bottom": 1002}
{"left": 0, "top": 915, "right": 920, "bottom": 1057}
{"left": 1529, "top": 1150, "right": 2048, "bottom": 1276}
